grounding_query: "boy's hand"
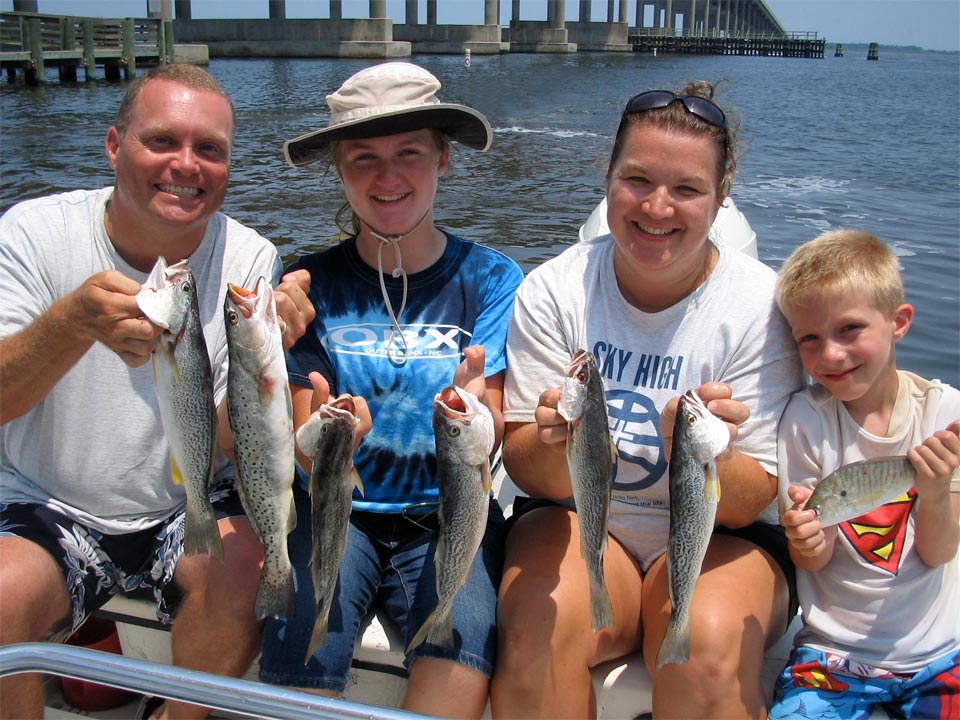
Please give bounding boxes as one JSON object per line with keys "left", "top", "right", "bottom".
{"left": 783, "top": 485, "right": 837, "bottom": 563}
{"left": 909, "top": 422, "right": 960, "bottom": 500}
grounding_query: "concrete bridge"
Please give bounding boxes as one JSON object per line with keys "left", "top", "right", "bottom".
{"left": 156, "top": 0, "right": 788, "bottom": 58}
{"left": 5, "top": 0, "right": 805, "bottom": 68}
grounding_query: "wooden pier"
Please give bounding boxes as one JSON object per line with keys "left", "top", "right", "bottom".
{"left": 0, "top": 12, "right": 173, "bottom": 84}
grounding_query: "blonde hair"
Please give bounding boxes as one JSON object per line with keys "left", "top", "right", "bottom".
{"left": 776, "top": 229, "right": 905, "bottom": 318}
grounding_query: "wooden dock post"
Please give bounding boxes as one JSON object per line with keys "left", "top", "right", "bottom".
{"left": 26, "top": 16, "right": 43, "bottom": 84}
{"left": 121, "top": 18, "right": 136, "bottom": 79}
{"left": 82, "top": 18, "right": 95, "bottom": 80}
{"left": 58, "top": 17, "right": 77, "bottom": 82}
{"left": 867, "top": 42, "right": 879, "bottom": 60}
{"left": 162, "top": 19, "right": 174, "bottom": 64}
{"left": 834, "top": 43, "right": 843, "bottom": 57}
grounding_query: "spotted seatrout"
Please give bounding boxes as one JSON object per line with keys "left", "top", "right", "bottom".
{"left": 407, "top": 385, "right": 494, "bottom": 653}
{"left": 806, "top": 456, "right": 915, "bottom": 527}
{"left": 224, "top": 278, "right": 297, "bottom": 620}
{"left": 558, "top": 349, "right": 615, "bottom": 633}
{"left": 296, "top": 395, "right": 362, "bottom": 662}
{"left": 657, "top": 390, "right": 730, "bottom": 668}
{"left": 137, "top": 257, "right": 222, "bottom": 561}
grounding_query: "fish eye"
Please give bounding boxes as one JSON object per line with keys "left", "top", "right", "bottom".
{"left": 180, "top": 281, "right": 192, "bottom": 294}
{"left": 839, "top": 490, "right": 847, "bottom": 498}
{"left": 685, "top": 414, "right": 696, "bottom": 428}
{"left": 319, "top": 424, "right": 328, "bottom": 434}
{"left": 449, "top": 426, "right": 460, "bottom": 437}
{"left": 227, "top": 309, "right": 238, "bottom": 326}
{"left": 577, "top": 369, "right": 588, "bottom": 383}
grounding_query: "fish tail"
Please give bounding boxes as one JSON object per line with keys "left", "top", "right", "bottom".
{"left": 182, "top": 498, "right": 224, "bottom": 561}
{"left": 254, "top": 560, "right": 297, "bottom": 621}
{"left": 406, "top": 608, "right": 454, "bottom": 654}
{"left": 304, "top": 610, "right": 329, "bottom": 664}
{"left": 589, "top": 579, "right": 615, "bottom": 632}
{"left": 656, "top": 614, "right": 691, "bottom": 668}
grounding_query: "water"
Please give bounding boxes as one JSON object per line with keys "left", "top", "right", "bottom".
{"left": 2, "top": 50, "right": 958, "bottom": 386}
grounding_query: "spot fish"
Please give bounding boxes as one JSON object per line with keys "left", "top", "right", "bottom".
{"left": 136, "top": 257, "right": 222, "bottom": 561}
{"left": 657, "top": 390, "right": 729, "bottom": 668}
{"left": 806, "top": 456, "right": 915, "bottom": 527}
{"left": 224, "top": 278, "right": 297, "bottom": 620}
{"left": 408, "top": 385, "right": 494, "bottom": 653}
{"left": 297, "top": 394, "right": 362, "bottom": 662}
{"left": 558, "top": 349, "right": 615, "bottom": 633}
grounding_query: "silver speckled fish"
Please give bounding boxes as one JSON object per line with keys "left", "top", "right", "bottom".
{"left": 657, "top": 390, "right": 729, "bottom": 668}
{"left": 807, "top": 456, "right": 915, "bottom": 527}
{"left": 137, "top": 257, "right": 222, "bottom": 561}
{"left": 297, "top": 394, "right": 362, "bottom": 662}
{"left": 224, "top": 278, "right": 297, "bottom": 620}
{"left": 558, "top": 349, "right": 615, "bottom": 633}
{"left": 407, "top": 385, "right": 494, "bottom": 653}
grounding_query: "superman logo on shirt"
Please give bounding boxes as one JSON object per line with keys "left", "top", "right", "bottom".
{"left": 839, "top": 488, "right": 916, "bottom": 575}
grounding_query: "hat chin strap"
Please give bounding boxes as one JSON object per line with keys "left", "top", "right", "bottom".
{"left": 357, "top": 206, "right": 432, "bottom": 367}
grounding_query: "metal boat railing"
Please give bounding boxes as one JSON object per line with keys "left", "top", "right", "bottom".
{"left": 0, "top": 642, "right": 425, "bottom": 720}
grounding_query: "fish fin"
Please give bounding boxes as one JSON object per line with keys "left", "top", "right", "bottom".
{"left": 182, "top": 498, "right": 224, "bottom": 562}
{"left": 351, "top": 467, "right": 364, "bottom": 496}
{"left": 656, "top": 614, "right": 691, "bottom": 668}
{"left": 481, "top": 460, "right": 493, "bottom": 495}
{"left": 170, "top": 456, "right": 185, "bottom": 486}
{"left": 704, "top": 460, "right": 720, "bottom": 503}
{"left": 286, "top": 494, "right": 297, "bottom": 533}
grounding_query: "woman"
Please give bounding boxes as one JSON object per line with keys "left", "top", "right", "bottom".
{"left": 259, "top": 62, "right": 523, "bottom": 718}
{"left": 491, "top": 83, "right": 803, "bottom": 718}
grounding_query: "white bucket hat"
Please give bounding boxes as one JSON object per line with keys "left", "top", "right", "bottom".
{"left": 283, "top": 62, "right": 492, "bottom": 169}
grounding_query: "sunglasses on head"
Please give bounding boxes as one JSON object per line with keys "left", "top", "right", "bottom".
{"left": 622, "top": 90, "right": 727, "bottom": 129}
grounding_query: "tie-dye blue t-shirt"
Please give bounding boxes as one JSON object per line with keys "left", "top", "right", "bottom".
{"left": 285, "top": 232, "right": 523, "bottom": 512}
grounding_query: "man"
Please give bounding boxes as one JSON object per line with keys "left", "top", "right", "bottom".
{"left": 0, "top": 64, "right": 313, "bottom": 720}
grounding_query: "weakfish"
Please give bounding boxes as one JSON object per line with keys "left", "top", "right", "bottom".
{"left": 558, "top": 349, "right": 616, "bottom": 633}
{"left": 657, "top": 389, "right": 729, "bottom": 668}
{"left": 297, "top": 394, "right": 362, "bottom": 662}
{"left": 137, "top": 257, "right": 222, "bottom": 561}
{"left": 407, "top": 385, "right": 494, "bottom": 653}
{"left": 806, "top": 456, "right": 915, "bottom": 527}
{"left": 224, "top": 278, "right": 297, "bottom": 619}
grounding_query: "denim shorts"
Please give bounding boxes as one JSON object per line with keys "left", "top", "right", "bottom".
{"left": 259, "top": 486, "right": 507, "bottom": 691}
{"left": 0, "top": 476, "right": 244, "bottom": 641}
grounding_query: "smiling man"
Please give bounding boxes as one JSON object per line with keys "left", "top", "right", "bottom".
{"left": 0, "top": 64, "right": 314, "bottom": 720}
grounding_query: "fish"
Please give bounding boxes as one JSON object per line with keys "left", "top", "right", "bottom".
{"left": 136, "top": 257, "right": 223, "bottom": 561}
{"left": 224, "top": 278, "right": 297, "bottom": 620}
{"left": 407, "top": 385, "right": 495, "bottom": 653}
{"left": 557, "top": 349, "right": 616, "bottom": 633}
{"left": 657, "top": 389, "right": 730, "bottom": 668}
{"left": 297, "top": 394, "right": 362, "bottom": 662}
{"left": 806, "top": 456, "right": 915, "bottom": 527}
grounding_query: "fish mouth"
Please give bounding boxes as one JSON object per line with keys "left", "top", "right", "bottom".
{"left": 226, "top": 283, "right": 258, "bottom": 318}
{"left": 566, "top": 348, "right": 591, "bottom": 378}
{"left": 435, "top": 385, "right": 472, "bottom": 421}
{"left": 157, "top": 183, "right": 201, "bottom": 198}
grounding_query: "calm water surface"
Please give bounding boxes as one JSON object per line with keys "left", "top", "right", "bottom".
{"left": 2, "top": 50, "right": 958, "bottom": 385}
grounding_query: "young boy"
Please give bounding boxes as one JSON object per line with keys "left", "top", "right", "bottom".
{"left": 771, "top": 229, "right": 960, "bottom": 719}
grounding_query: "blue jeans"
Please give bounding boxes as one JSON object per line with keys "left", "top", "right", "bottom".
{"left": 259, "top": 487, "right": 506, "bottom": 691}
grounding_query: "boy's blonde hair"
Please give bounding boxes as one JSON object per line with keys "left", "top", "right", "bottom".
{"left": 776, "top": 229, "right": 905, "bottom": 318}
